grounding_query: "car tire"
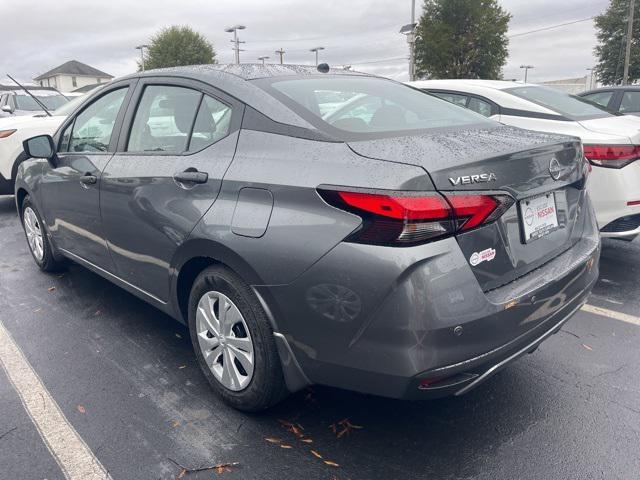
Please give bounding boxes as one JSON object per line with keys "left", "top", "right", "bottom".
{"left": 21, "top": 195, "right": 65, "bottom": 272}
{"left": 188, "top": 265, "right": 288, "bottom": 412}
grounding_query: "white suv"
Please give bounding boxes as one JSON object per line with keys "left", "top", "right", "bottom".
{"left": 409, "top": 79, "right": 640, "bottom": 240}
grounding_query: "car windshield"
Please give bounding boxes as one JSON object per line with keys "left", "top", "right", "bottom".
{"left": 259, "top": 76, "right": 494, "bottom": 140}
{"left": 505, "top": 86, "right": 613, "bottom": 120}
{"left": 14, "top": 94, "right": 69, "bottom": 111}
{"left": 52, "top": 94, "right": 88, "bottom": 116}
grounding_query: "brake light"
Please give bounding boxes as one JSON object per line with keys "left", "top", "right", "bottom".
{"left": 583, "top": 145, "right": 640, "bottom": 169}
{"left": 0, "top": 129, "right": 16, "bottom": 139}
{"left": 319, "top": 189, "right": 514, "bottom": 246}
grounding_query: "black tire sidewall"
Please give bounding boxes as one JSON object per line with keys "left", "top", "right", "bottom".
{"left": 187, "top": 265, "right": 286, "bottom": 411}
{"left": 21, "top": 196, "right": 59, "bottom": 272}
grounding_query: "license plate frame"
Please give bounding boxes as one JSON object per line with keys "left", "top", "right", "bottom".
{"left": 519, "top": 192, "right": 560, "bottom": 243}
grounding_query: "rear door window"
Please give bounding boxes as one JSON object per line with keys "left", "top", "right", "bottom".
{"left": 582, "top": 91, "right": 614, "bottom": 108}
{"left": 467, "top": 97, "right": 494, "bottom": 117}
{"left": 619, "top": 91, "right": 640, "bottom": 113}
{"left": 431, "top": 92, "right": 468, "bottom": 107}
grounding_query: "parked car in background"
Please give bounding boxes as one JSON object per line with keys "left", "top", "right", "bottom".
{"left": 409, "top": 79, "right": 640, "bottom": 240}
{"left": 578, "top": 86, "right": 640, "bottom": 117}
{"left": 0, "top": 93, "right": 92, "bottom": 195}
{"left": 0, "top": 88, "right": 69, "bottom": 118}
{"left": 16, "top": 65, "right": 599, "bottom": 412}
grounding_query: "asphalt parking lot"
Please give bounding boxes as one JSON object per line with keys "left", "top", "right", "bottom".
{"left": 0, "top": 194, "right": 639, "bottom": 480}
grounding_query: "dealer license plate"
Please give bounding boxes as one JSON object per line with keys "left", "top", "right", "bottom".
{"left": 519, "top": 193, "right": 559, "bottom": 243}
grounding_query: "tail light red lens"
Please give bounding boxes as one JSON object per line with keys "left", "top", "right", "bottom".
{"left": 319, "top": 189, "right": 514, "bottom": 246}
{"left": 583, "top": 145, "right": 640, "bottom": 169}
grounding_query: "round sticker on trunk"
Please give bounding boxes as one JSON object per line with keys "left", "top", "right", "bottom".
{"left": 470, "top": 248, "right": 496, "bottom": 266}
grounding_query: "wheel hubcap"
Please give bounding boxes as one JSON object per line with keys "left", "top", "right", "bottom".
{"left": 23, "top": 207, "right": 44, "bottom": 261}
{"left": 195, "top": 291, "right": 254, "bottom": 391}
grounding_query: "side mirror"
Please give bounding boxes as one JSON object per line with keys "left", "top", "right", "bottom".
{"left": 1, "top": 105, "right": 14, "bottom": 114}
{"left": 23, "top": 135, "right": 57, "bottom": 165}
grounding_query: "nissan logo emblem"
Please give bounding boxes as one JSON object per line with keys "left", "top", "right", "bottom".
{"left": 549, "top": 158, "right": 563, "bottom": 180}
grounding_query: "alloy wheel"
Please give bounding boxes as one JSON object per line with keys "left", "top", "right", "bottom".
{"left": 195, "top": 291, "right": 255, "bottom": 391}
{"left": 23, "top": 207, "right": 44, "bottom": 261}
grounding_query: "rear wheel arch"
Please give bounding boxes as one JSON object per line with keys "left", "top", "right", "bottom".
{"left": 172, "top": 239, "right": 265, "bottom": 325}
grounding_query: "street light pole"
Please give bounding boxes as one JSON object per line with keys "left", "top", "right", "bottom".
{"left": 258, "top": 56, "right": 269, "bottom": 65}
{"left": 310, "top": 47, "right": 325, "bottom": 66}
{"left": 224, "top": 25, "right": 246, "bottom": 64}
{"left": 399, "top": 0, "right": 418, "bottom": 81}
{"left": 520, "top": 64, "right": 534, "bottom": 83}
{"left": 135, "top": 44, "right": 149, "bottom": 71}
{"left": 623, "top": 0, "right": 636, "bottom": 85}
{"left": 586, "top": 67, "right": 595, "bottom": 90}
{"left": 275, "top": 48, "right": 285, "bottom": 65}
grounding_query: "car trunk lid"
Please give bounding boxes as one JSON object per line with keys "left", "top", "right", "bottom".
{"left": 347, "top": 126, "right": 586, "bottom": 291}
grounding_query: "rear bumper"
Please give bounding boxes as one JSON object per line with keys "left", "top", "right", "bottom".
{"left": 588, "top": 162, "right": 640, "bottom": 238}
{"left": 260, "top": 200, "right": 601, "bottom": 399}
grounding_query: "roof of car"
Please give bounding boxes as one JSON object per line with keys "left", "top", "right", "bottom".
{"left": 579, "top": 86, "right": 640, "bottom": 94}
{"left": 135, "top": 63, "right": 370, "bottom": 81}
{"left": 409, "top": 79, "right": 531, "bottom": 90}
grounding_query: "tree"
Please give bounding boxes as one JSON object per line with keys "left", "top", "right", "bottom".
{"left": 594, "top": 0, "right": 639, "bottom": 85}
{"left": 414, "top": 0, "right": 511, "bottom": 80}
{"left": 140, "top": 26, "right": 216, "bottom": 71}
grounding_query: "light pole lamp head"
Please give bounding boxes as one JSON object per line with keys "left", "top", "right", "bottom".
{"left": 520, "top": 64, "right": 534, "bottom": 69}
{"left": 225, "top": 25, "right": 246, "bottom": 32}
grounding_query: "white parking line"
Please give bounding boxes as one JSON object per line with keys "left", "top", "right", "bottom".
{"left": 582, "top": 304, "right": 640, "bottom": 326}
{"left": 0, "top": 320, "right": 111, "bottom": 480}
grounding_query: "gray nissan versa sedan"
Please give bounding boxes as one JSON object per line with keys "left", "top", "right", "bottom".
{"left": 15, "top": 64, "right": 600, "bottom": 411}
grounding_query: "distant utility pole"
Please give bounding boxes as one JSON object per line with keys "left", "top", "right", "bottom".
{"left": 586, "top": 67, "right": 596, "bottom": 89}
{"left": 258, "top": 56, "right": 269, "bottom": 65}
{"left": 225, "top": 25, "right": 246, "bottom": 64}
{"left": 275, "top": 48, "right": 285, "bottom": 65}
{"left": 399, "top": 0, "right": 418, "bottom": 81}
{"left": 310, "top": 47, "right": 325, "bottom": 66}
{"left": 623, "top": 0, "right": 636, "bottom": 85}
{"left": 520, "top": 64, "right": 534, "bottom": 82}
{"left": 135, "top": 44, "right": 149, "bottom": 71}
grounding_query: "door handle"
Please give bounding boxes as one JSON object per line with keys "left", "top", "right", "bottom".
{"left": 174, "top": 168, "right": 208, "bottom": 185}
{"left": 79, "top": 174, "right": 97, "bottom": 186}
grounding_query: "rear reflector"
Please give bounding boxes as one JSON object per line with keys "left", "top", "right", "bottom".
{"left": 319, "top": 188, "right": 514, "bottom": 246}
{"left": 583, "top": 145, "right": 640, "bottom": 169}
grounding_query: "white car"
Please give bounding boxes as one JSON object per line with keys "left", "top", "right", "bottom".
{"left": 408, "top": 79, "right": 640, "bottom": 240}
{"left": 0, "top": 94, "right": 89, "bottom": 195}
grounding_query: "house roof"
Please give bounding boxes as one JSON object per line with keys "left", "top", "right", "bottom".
{"left": 34, "top": 60, "right": 113, "bottom": 81}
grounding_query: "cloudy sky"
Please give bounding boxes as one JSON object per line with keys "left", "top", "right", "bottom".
{"left": 0, "top": 0, "right": 611, "bottom": 85}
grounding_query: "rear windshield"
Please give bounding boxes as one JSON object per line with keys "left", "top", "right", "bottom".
{"left": 257, "top": 76, "right": 495, "bottom": 140}
{"left": 15, "top": 94, "right": 68, "bottom": 111}
{"left": 505, "top": 86, "right": 613, "bottom": 120}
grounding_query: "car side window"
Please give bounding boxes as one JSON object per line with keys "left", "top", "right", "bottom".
{"left": 619, "top": 91, "right": 640, "bottom": 112}
{"left": 582, "top": 91, "right": 614, "bottom": 108}
{"left": 127, "top": 85, "right": 201, "bottom": 153}
{"left": 431, "top": 92, "right": 468, "bottom": 108}
{"left": 188, "top": 95, "right": 233, "bottom": 151}
{"left": 467, "top": 97, "right": 493, "bottom": 117}
{"left": 62, "top": 88, "right": 128, "bottom": 153}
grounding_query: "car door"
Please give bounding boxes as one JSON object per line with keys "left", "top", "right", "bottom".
{"left": 100, "top": 77, "right": 242, "bottom": 302}
{"left": 40, "top": 81, "right": 136, "bottom": 269}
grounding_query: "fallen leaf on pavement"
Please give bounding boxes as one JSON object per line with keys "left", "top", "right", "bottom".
{"left": 77, "top": 405, "right": 86, "bottom": 414}
{"left": 48, "top": 287, "right": 56, "bottom": 292}
{"left": 301, "top": 438, "right": 313, "bottom": 444}
{"left": 311, "top": 450, "right": 323, "bottom": 459}
{"left": 330, "top": 418, "right": 363, "bottom": 438}
{"left": 324, "top": 460, "right": 340, "bottom": 467}
{"left": 175, "top": 333, "right": 182, "bottom": 339}
{"left": 177, "top": 469, "right": 186, "bottom": 479}
{"left": 582, "top": 344, "right": 593, "bottom": 351}
{"left": 171, "top": 420, "right": 180, "bottom": 428}
{"left": 264, "top": 437, "right": 281, "bottom": 444}
{"left": 178, "top": 365, "right": 187, "bottom": 369}
{"left": 279, "top": 444, "right": 293, "bottom": 449}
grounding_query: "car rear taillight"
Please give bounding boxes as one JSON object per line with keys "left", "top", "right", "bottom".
{"left": 319, "top": 188, "right": 514, "bottom": 246}
{"left": 583, "top": 145, "right": 640, "bottom": 169}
